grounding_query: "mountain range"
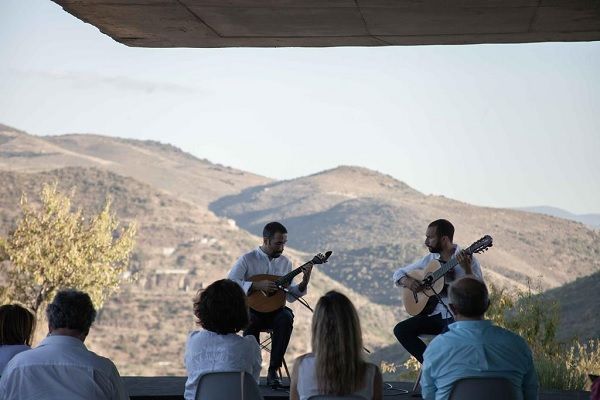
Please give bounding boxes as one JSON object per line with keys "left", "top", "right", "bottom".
{"left": 515, "top": 206, "right": 600, "bottom": 230}
{"left": 1, "top": 122, "right": 598, "bottom": 375}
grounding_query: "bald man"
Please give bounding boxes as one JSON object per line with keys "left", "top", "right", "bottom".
{"left": 420, "top": 277, "right": 538, "bottom": 400}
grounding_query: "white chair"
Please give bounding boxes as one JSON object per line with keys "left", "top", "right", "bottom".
{"left": 449, "top": 377, "right": 520, "bottom": 400}
{"left": 195, "top": 371, "right": 264, "bottom": 400}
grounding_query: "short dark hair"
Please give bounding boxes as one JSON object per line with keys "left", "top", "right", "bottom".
{"left": 428, "top": 219, "right": 455, "bottom": 242}
{"left": 262, "top": 221, "right": 287, "bottom": 239}
{"left": 448, "top": 276, "right": 489, "bottom": 318}
{"left": 46, "top": 290, "right": 97, "bottom": 334}
{"left": 193, "top": 279, "right": 249, "bottom": 334}
{"left": 0, "top": 304, "right": 35, "bottom": 346}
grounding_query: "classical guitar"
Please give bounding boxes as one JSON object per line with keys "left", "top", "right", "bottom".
{"left": 247, "top": 251, "right": 332, "bottom": 313}
{"left": 402, "top": 235, "right": 493, "bottom": 316}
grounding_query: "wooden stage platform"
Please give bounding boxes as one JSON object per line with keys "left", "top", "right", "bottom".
{"left": 123, "top": 376, "right": 591, "bottom": 400}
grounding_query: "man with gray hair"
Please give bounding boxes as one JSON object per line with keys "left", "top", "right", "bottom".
{"left": 0, "top": 289, "right": 128, "bottom": 400}
{"left": 420, "top": 276, "right": 538, "bottom": 400}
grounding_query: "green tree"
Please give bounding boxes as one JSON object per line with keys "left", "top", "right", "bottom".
{"left": 488, "top": 283, "right": 599, "bottom": 390}
{"left": 0, "top": 183, "right": 136, "bottom": 316}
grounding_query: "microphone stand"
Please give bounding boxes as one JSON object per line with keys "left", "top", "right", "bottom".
{"left": 420, "top": 281, "right": 454, "bottom": 323}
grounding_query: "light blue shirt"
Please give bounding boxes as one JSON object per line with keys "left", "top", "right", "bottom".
{"left": 421, "top": 320, "right": 538, "bottom": 400}
{"left": 0, "top": 344, "right": 30, "bottom": 375}
{"left": 0, "top": 335, "right": 128, "bottom": 400}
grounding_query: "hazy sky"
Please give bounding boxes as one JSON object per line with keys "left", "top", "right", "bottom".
{"left": 1, "top": 0, "right": 599, "bottom": 214}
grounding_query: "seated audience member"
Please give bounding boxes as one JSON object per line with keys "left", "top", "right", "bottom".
{"left": 184, "top": 279, "right": 261, "bottom": 400}
{"left": 421, "top": 276, "right": 538, "bottom": 400}
{"left": 290, "top": 291, "right": 383, "bottom": 400}
{"left": 0, "top": 290, "right": 128, "bottom": 400}
{"left": 0, "top": 304, "right": 35, "bottom": 375}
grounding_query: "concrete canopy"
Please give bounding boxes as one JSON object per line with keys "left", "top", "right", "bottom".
{"left": 53, "top": 0, "right": 600, "bottom": 47}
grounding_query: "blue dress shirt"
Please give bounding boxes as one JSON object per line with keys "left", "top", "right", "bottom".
{"left": 421, "top": 320, "right": 538, "bottom": 400}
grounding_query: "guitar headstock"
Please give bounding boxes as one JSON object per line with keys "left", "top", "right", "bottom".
{"left": 311, "top": 251, "right": 333, "bottom": 265}
{"left": 467, "top": 235, "right": 493, "bottom": 254}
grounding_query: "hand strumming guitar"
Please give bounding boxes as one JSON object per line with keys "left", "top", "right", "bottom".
{"left": 399, "top": 276, "right": 423, "bottom": 293}
{"left": 251, "top": 280, "right": 278, "bottom": 294}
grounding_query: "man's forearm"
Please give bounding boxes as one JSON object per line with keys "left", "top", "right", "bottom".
{"left": 298, "top": 279, "right": 309, "bottom": 293}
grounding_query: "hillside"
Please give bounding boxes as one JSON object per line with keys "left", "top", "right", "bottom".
{"left": 211, "top": 166, "right": 600, "bottom": 307}
{"left": 544, "top": 271, "right": 600, "bottom": 342}
{"left": 0, "top": 124, "right": 271, "bottom": 207}
{"left": 0, "top": 167, "right": 401, "bottom": 375}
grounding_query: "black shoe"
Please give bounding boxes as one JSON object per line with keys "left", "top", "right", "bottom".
{"left": 267, "top": 369, "right": 282, "bottom": 387}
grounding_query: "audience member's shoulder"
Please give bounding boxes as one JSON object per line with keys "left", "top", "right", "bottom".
{"left": 187, "top": 329, "right": 218, "bottom": 346}
{"left": 490, "top": 324, "right": 531, "bottom": 348}
{"left": 427, "top": 330, "right": 451, "bottom": 347}
{"left": 293, "top": 353, "right": 313, "bottom": 367}
{"left": 242, "top": 334, "right": 259, "bottom": 347}
{"left": 1, "top": 346, "right": 32, "bottom": 368}
{"left": 81, "top": 346, "right": 121, "bottom": 373}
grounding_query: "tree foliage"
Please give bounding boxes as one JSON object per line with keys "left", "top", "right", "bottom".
{"left": 487, "top": 282, "right": 599, "bottom": 391}
{"left": 0, "top": 183, "right": 136, "bottom": 315}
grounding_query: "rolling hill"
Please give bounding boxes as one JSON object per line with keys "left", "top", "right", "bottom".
{"left": 0, "top": 123, "right": 271, "bottom": 207}
{"left": 210, "top": 165, "right": 600, "bottom": 306}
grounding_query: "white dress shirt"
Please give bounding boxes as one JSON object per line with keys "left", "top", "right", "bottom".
{"left": 228, "top": 247, "right": 307, "bottom": 302}
{"left": 184, "top": 330, "right": 262, "bottom": 400}
{"left": 0, "top": 335, "right": 128, "bottom": 400}
{"left": 392, "top": 245, "right": 484, "bottom": 318}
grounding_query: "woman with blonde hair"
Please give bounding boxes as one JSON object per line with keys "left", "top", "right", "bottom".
{"left": 0, "top": 304, "right": 35, "bottom": 375}
{"left": 290, "top": 291, "right": 382, "bottom": 400}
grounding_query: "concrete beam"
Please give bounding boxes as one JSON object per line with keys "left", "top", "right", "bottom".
{"left": 52, "top": 0, "right": 600, "bottom": 47}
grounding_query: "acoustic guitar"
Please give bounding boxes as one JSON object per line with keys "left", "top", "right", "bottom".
{"left": 247, "top": 251, "right": 332, "bottom": 313}
{"left": 401, "top": 235, "right": 493, "bottom": 316}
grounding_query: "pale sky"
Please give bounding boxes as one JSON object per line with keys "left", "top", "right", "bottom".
{"left": 1, "top": 0, "right": 599, "bottom": 214}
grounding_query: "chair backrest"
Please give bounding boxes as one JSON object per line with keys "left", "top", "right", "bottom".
{"left": 449, "top": 377, "right": 521, "bottom": 400}
{"left": 307, "top": 395, "right": 366, "bottom": 400}
{"left": 196, "top": 371, "right": 264, "bottom": 400}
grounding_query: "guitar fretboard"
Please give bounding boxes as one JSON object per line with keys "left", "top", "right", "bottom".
{"left": 276, "top": 264, "right": 306, "bottom": 286}
{"left": 429, "top": 243, "right": 478, "bottom": 283}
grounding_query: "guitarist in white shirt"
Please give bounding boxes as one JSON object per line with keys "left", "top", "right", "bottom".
{"left": 392, "top": 219, "right": 484, "bottom": 363}
{"left": 228, "top": 221, "right": 313, "bottom": 387}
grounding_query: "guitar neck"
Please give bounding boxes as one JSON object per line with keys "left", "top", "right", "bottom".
{"left": 430, "top": 245, "right": 476, "bottom": 282}
{"left": 276, "top": 262, "right": 309, "bottom": 286}
{"left": 431, "top": 258, "right": 459, "bottom": 282}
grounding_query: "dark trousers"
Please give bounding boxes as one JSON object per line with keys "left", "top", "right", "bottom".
{"left": 244, "top": 307, "right": 294, "bottom": 371}
{"left": 393, "top": 313, "right": 454, "bottom": 363}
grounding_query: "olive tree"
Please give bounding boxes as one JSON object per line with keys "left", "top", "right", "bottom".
{"left": 0, "top": 183, "right": 136, "bottom": 315}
